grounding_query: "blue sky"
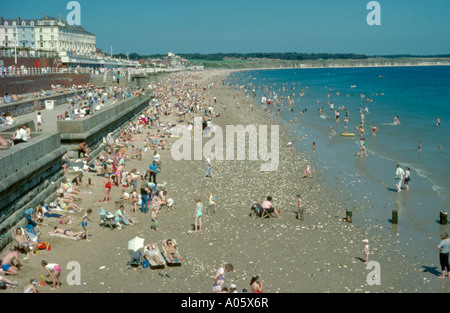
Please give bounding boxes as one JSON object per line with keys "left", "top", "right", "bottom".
{"left": 2, "top": 0, "right": 450, "bottom": 56}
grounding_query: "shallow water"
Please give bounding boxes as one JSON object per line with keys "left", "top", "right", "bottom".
{"left": 225, "top": 67, "right": 450, "bottom": 283}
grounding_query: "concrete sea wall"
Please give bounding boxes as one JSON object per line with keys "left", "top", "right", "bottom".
{"left": 0, "top": 89, "right": 88, "bottom": 117}
{"left": 0, "top": 132, "right": 67, "bottom": 252}
{"left": 0, "top": 71, "right": 165, "bottom": 252}
{"left": 0, "top": 73, "right": 91, "bottom": 96}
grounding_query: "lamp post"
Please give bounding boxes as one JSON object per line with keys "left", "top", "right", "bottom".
{"left": 14, "top": 39, "right": 18, "bottom": 66}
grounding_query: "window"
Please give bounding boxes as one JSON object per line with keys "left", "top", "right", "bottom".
{"left": 30, "top": 21, "right": 34, "bottom": 26}
{"left": 5, "top": 36, "right": 8, "bottom": 41}
{"left": 4, "top": 28, "right": 7, "bottom": 33}
{"left": 22, "top": 21, "right": 26, "bottom": 26}
{"left": 40, "top": 42, "right": 43, "bottom": 48}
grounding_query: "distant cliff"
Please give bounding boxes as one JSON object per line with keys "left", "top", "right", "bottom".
{"left": 196, "top": 57, "right": 450, "bottom": 69}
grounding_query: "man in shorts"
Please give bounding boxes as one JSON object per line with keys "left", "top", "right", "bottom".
{"left": 1, "top": 248, "right": 22, "bottom": 275}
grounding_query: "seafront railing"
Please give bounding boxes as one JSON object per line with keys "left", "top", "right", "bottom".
{"left": 0, "top": 66, "right": 95, "bottom": 77}
{"left": 0, "top": 49, "right": 58, "bottom": 59}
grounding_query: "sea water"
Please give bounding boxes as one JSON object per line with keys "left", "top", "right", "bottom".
{"left": 225, "top": 67, "right": 450, "bottom": 278}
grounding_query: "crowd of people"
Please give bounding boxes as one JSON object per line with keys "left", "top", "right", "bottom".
{"left": 0, "top": 72, "right": 263, "bottom": 293}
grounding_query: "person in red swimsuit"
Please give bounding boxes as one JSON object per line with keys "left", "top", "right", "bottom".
{"left": 104, "top": 174, "right": 112, "bottom": 203}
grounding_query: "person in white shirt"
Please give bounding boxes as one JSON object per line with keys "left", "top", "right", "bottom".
{"left": 394, "top": 164, "right": 405, "bottom": 192}
{"left": 153, "top": 151, "right": 161, "bottom": 167}
{"left": 12, "top": 125, "right": 29, "bottom": 145}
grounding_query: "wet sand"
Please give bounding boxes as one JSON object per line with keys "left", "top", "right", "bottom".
{"left": 3, "top": 69, "right": 446, "bottom": 293}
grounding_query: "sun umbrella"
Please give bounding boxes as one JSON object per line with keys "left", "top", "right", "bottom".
{"left": 128, "top": 236, "right": 144, "bottom": 252}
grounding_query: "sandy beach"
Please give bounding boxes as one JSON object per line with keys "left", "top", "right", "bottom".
{"left": 2, "top": 69, "right": 447, "bottom": 294}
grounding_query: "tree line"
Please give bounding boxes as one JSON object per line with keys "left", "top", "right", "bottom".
{"left": 112, "top": 52, "right": 450, "bottom": 61}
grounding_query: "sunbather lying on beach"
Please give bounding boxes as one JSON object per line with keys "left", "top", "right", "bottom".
{"left": 163, "top": 239, "right": 183, "bottom": 262}
{"left": 51, "top": 227, "right": 84, "bottom": 240}
{"left": 56, "top": 196, "right": 83, "bottom": 212}
{"left": 144, "top": 243, "right": 163, "bottom": 265}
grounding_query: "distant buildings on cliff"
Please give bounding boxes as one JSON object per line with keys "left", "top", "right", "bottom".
{"left": 0, "top": 14, "right": 95, "bottom": 55}
{"left": 0, "top": 14, "right": 200, "bottom": 71}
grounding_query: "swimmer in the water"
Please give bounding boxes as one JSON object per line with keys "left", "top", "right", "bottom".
{"left": 329, "top": 126, "right": 336, "bottom": 136}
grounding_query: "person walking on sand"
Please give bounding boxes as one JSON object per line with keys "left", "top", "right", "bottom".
{"left": 41, "top": 260, "right": 61, "bottom": 291}
{"left": 204, "top": 155, "right": 213, "bottom": 179}
{"left": 362, "top": 239, "right": 370, "bottom": 264}
{"left": 394, "top": 164, "right": 405, "bottom": 192}
{"left": 438, "top": 232, "right": 450, "bottom": 279}
{"left": 193, "top": 198, "right": 203, "bottom": 233}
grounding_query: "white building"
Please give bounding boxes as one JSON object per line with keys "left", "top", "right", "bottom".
{"left": 0, "top": 16, "right": 37, "bottom": 50}
{"left": 0, "top": 14, "right": 96, "bottom": 55}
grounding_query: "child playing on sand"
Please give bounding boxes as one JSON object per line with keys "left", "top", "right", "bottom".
{"left": 80, "top": 209, "right": 92, "bottom": 242}
{"left": 297, "top": 194, "right": 302, "bottom": 208}
{"left": 41, "top": 260, "right": 61, "bottom": 290}
{"left": 362, "top": 239, "right": 370, "bottom": 264}
{"left": 151, "top": 207, "right": 158, "bottom": 231}
{"left": 209, "top": 192, "right": 217, "bottom": 213}
{"left": 303, "top": 163, "right": 312, "bottom": 178}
